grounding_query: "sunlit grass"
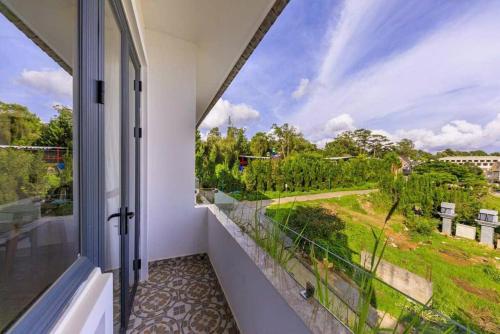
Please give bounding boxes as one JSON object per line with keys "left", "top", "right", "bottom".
{"left": 267, "top": 195, "right": 500, "bottom": 333}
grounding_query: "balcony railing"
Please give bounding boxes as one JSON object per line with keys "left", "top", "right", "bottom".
{"left": 202, "top": 189, "right": 474, "bottom": 334}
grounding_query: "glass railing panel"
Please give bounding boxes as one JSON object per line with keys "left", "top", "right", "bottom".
{"left": 212, "top": 189, "right": 474, "bottom": 334}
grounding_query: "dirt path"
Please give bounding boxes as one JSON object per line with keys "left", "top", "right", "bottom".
{"left": 241, "top": 189, "right": 378, "bottom": 208}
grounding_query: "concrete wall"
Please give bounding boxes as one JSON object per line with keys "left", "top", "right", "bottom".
{"left": 207, "top": 209, "right": 311, "bottom": 334}
{"left": 455, "top": 223, "right": 476, "bottom": 240}
{"left": 145, "top": 28, "right": 207, "bottom": 261}
{"left": 361, "top": 251, "right": 432, "bottom": 304}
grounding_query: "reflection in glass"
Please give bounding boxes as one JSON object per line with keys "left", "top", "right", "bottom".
{"left": 0, "top": 2, "right": 77, "bottom": 330}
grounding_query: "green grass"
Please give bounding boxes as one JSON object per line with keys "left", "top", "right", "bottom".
{"left": 267, "top": 195, "right": 500, "bottom": 333}
{"left": 229, "top": 182, "right": 377, "bottom": 201}
{"left": 481, "top": 193, "right": 500, "bottom": 212}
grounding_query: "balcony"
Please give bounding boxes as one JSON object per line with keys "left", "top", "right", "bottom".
{"left": 120, "top": 203, "right": 350, "bottom": 333}
{"left": 125, "top": 254, "right": 238, "bottom": 333}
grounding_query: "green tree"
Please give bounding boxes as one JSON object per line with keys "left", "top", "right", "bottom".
{"left": 271, "top": 123, "right": 300, "bottom": 158}
{"left": 0, "top": 101, "right": 43, "bottom": 145}
{"left": 249, "top": 132, "right": 270, "bottom": 156}
{"left": 37, "top": 105, "right": 73, "bottom": 148}
{"left": 324, "top": 132, "right": 359, "bottom": 156}
{"left": 396, "top": 139, "right": 417, "bottom": 159}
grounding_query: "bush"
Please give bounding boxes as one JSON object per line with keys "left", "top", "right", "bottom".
{"left": 404, "top": 215, "right": 437, "bottom": 235}
{"left": 288, "top": 206, "right": 345, "bottom": 240}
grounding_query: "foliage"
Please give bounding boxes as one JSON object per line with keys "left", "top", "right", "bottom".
{"left": 287, "top": 205, "right": 345, "bottom": 241}
{"left": 0, "top": 149, "right": 48, "bottom": 204}
{"left": 379, "top": 161, "right": 488, "bottom": 227}
{"left": 230, "top": 183, "right": 377, "bottom": 201}
{"left": 243, "top": 152, "right": 395, "bottom": 193}
{"left": 270, "top": 123, "right": 316, "bottom": 158}
{"left": 404, "top": 216, "right": 437, "bottom": 235}
{"left": 249, "top": 131, "right": 270, "bottom": 156}
{"left": 0, "top": 101, "right": 43, "bottom": 145}
{"left": 0, "top": 103, "right": 74, "bottom": 208}
{"left": 324, "top": 129, "right": 394, "bottom": 158}
{"left": 37, "top": 105, "right": 73, "bottom": 148}
{"left": 195, "top": 126, "right": 249, "bottom": 188}
{"left": 270, "top": 195, "right": 500, "bottom": 333}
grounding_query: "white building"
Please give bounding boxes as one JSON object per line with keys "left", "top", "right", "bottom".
{"left": 439, "top": 156, "right": 500, "bottom": 171}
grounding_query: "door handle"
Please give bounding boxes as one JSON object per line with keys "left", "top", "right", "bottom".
{"left": 107, "top": 207, "right": 134, "bottom": 234}
{"left": 107, "top": 212, "right": 121, "bottom": 221}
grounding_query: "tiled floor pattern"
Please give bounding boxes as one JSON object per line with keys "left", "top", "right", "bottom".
{"left": 126, "top": 254, "right": 239, "bottom": 333}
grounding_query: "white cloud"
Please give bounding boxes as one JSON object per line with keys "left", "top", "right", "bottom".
{"left": 200, "top": 98, "right": 260, "bottom": 129}
{"left": 313, "top": 113, "right": 355, "bottom": 143}
{"left": 292, "top": 78, "right": 310, "bottom": 99}
{"left": 18, "top": 69, "right": 72, "bottom": 99}
{"left": 315, "top": 138, "right": 334, "bottom": 148}
{"left": 314, "top": 113, "right": 500, "bottom": 152}
{"left": 292, "top": 0, "right": 500, "bottom": 151}
{"left": 396, "top": 114, "right": 500, "bottom": 151}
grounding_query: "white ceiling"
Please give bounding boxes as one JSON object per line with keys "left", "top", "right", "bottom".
{"left": 141, "top": 0, "right": 276, "bottom": 123}
{"left": 3, "top": 0, "right": 77, "bottom": 71}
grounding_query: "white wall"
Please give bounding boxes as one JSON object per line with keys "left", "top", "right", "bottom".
{"left": 207, "top": 209, "right": 311, "bottom": 334}
{"left": 145, "top": 28, "right": 207, "bottom": 261}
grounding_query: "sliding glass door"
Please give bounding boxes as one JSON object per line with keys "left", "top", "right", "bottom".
{"left": 0, "top": 0, "right": 140, "bottom": 331}
{"left": 104, "top": 0, "right": 141, "bottom": 331}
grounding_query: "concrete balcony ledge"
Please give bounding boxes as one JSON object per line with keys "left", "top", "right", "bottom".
{"left": 206, "top": 204, "right": 351, "bottom": 334}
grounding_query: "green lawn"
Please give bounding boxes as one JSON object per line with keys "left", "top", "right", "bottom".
{"left": 228, "top": 182, "right": 377, "bottom": 201}
{"left": 267, "top": 194, "right": 500, "bottom": 333}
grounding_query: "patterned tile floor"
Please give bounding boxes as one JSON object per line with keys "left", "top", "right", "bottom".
{"left": 126, "top": 254, "right": 239, "bottom": 333}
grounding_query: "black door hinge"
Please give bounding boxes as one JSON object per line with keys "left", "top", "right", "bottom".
{"left": 134, "top": 80, "right": 142, "bottom": 92}
{"left": 133, "top": 259, "right": 142, "bottom": 270}
{"left": 134, "top": 127, "right": 142, "bottom": 138}
{"left": 97, "top": 80, "right": 105, "bottom": 104}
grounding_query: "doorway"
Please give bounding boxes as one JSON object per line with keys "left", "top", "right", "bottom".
{"left": 103, "top": 0, "right": 141, "bottom": 331}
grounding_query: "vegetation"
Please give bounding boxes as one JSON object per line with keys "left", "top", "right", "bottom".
{"left": 230, "top": 183, "right": 377, "bottom": 201}
{"left": 196, "top": 122, "right": 495, "bottom": 229}
{"left": 0, "top": 102, "right": 73, "bottom": 210}
{"left": 267, "top": 194, "right": 500, "bottom": 333}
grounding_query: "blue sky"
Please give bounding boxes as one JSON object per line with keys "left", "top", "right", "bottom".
{"left": 201, "top": 0, "right": 500, "bottom": 152}
{"left": 0, "top": 14, "right": 72, "bottom": 122}
{"left": 1, "top": 1, "right": 499, "bottom": 152}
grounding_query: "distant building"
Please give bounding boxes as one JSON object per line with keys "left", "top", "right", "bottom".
{"left": 439, "top": 156, "right": 500, "bottom": 182}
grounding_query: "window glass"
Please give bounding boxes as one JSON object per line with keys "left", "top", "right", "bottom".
{"left": 0, "top": 1, "right": 77, "bottom": 330}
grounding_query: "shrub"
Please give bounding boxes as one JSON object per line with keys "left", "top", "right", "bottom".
{"left": 288, "top": 206, "right": 345, "bottom": 240}
{"left": 404, "top": 215, "right": 437, "bottom": 235}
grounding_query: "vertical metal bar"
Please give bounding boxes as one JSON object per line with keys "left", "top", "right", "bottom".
{"left": 79, "top": 0, "right": 104, "bottom": 266}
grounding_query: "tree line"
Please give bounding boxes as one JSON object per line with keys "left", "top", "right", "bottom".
{"left": 0, "top": 102, "right": 73, "bottom": 205}
{"left": 196, "top": 123, "right": 491, "bottom": 230}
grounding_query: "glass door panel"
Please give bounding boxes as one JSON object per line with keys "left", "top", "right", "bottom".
{"left": 104, "top": 2, "right": 140, "bottom": 332}
{"left": 128, "top": 58, "right": 137, "bottom": 288}
{"left": 103, "top": 0, "right": 122, "bottom": 329}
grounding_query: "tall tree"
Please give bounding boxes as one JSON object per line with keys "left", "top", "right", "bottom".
{"left": 324, "top": 132, "right": 359, "bottom": 156}
{"left": 396, "top": 138, "right": 417, "bottom": 159}
{"left": 37, "top": 105, "right": 73, "bottom": 148}
{"left": 249, "top": 132, "right": 270, "bottom": 156}
{"left": 270, "top": 123, "right": 306, "bottom": 158}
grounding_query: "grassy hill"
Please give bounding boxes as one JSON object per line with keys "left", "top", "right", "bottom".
{"left": 267, "top": 194, "right": 500, "bottom": 333}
